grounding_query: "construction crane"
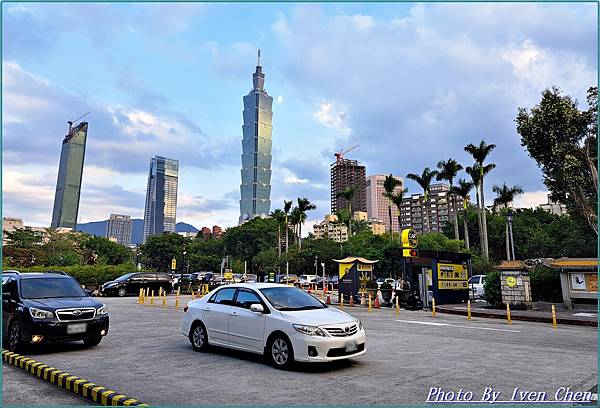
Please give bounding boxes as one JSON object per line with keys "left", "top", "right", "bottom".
{"left": 334, "top": 144, "right": 359, "bottom": 163}
{"left": 67, "top": 112, "right": 90, "bottom": 133}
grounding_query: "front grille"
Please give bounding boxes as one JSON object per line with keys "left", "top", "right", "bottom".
{"left": 324, "top": 323, "right": 358, "bottom": 337}
{"left": 327, "top": 343, "right": 365, "bottom": 357}
{"left": 56, "top": 308, "right": 96, "bottom": 322}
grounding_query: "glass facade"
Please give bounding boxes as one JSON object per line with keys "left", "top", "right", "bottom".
{"left": 51, "top": 122, "right": 88, "bottom": 229}
{"left": 143, "top": 156, "right": 179, "bottom": 243}
{"left": 239, "top": 57, "right": 273, "bottom": 223}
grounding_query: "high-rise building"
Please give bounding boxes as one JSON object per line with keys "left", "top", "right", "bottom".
{"left": 313, "top": 214, "right": 349, "bottom": 242}
{"left": 142, "top": 156, "right": 179, "bottom": 243}
{"left": 51, "top": 121, "right": 88, "bottom": 229}
{"left": 201, "top": 227, "right": 212, "bottom": 240}
{"left": 366, "top": 174, "right": 404, "bottom": 233}
{"left": 239, "top": 50, "right": 273, "bottom": 224}
{"left": 212, "top": 225, "right": 223, "bottom": 239}
{"left": 330, "top": 158, "right": 367, "bottom": 215}
{"left": 399, "top": 183, "right": 457, "bottom": 234}
{"left": 106, "top": 214, "right": 133, "bottom": 246}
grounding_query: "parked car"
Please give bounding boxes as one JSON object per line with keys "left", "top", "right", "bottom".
{"left": 276, "top": 274, "right": 299, "bottom": 284}
{"left": 468, "top": 275, "right": 486, "bottom": 298}
{"left": 181, "top": 283, "right": 366, "bottom": 369}
{"left": 2, "top": 271, "right": 109, "bottom": 352}
{"left": 299, "top": 275, "right": 319, "bottom": 288}
{"left": 100, "top": 272, "right": 173, "bottom": 297}
{"left": 377, "top": 277, "right": 396, "bottom": 289}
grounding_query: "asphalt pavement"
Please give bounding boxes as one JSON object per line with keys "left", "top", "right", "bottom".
{"left": 3, "top": 295, "right": 598, "bottom": 405}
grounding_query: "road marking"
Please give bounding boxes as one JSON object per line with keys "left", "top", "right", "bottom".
{"left": 395, "top": 319, "right": 520, "bottom": 333}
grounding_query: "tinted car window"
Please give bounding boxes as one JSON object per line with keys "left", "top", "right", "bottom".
{"left": 155, "top": 274, "right": 170, "bottom": 281}
{"left": 21, "top": 278, "right": 87, "bottom": 299}
{"left": 130, "top": 274, "right": 146, "bottom": 281}
{"left": 235, "top": 290, "right": 262, "bottom": 309}
{"left": 210, "top": 288, "right": 236, "bottom": 305}
{"left": 115, "top": 273, "right": 136, "bottom": 282}
{"left": 139, "top": 273, "right": 156, "bottom": 280}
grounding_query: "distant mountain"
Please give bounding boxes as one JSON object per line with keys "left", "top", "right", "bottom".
{"left": 77, "top": 219, "right": 198, "bottom": 245}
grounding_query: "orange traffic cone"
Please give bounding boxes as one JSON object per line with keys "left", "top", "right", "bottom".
{"left": 374, "top": 293, "right": 381, "bottom": 309}
{"left": 326, "top": 294, "right": 331, "bottom": 305}
{"left": 324, "top": 285, "right": 328, "bottom": 295}
{"left": 307, "top": 286, "right": 312, "bottom": 294}
{"left": 349, "top": 294, "right": 354, "bottom": 307}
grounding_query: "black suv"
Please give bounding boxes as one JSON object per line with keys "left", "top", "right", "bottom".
{"left": 2, "top": 271, "right": 109, "bottom": 352}
{"left": 99, "top": 272, "right": 173, "bottom": 297}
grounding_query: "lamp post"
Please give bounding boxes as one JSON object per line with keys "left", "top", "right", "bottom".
{"left": 507, "top": 209, "right": 516, "bottom": 261}
{"left": 314, "top": 255, "right": 318, "bottom": 276}
{"left": 181, "top": 249, "right": 187, "bottom": 281}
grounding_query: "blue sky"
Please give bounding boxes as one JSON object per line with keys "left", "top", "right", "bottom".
{"left": 3, "top": 2, "right": 597, "bottom": 231}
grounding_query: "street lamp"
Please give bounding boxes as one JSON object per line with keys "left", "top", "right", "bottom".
{"left": 506, "top": 209, "right": 516, "bottom": 260}
{"left": 181, "top": 249, "right": 187, "bottom": 281}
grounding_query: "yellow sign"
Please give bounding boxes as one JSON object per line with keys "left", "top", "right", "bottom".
{"left": 403, "top": 249, "right": 418, "bottom": 257}
{"left": 224, "top": 271, "right": 233, "bottom": 280}
{"left": 357, "top": 263, "right": 373, "bottom": 272}
{"left": 339, "top": 263, "right": 352, "bottom": 279}
{"left": 438, "top": 280, "right": 469, "bottom": 290}
{"left": 437, "top": 263, "right": 467, "bottom": 280}
{"left": 401, "top": 228, "right": 418, "bottom": 248}
{"left": 506, "top": 276, "right": 517, "bottom": 287}
{"left": 585, "top": 274, "right": 598, "bottom": 293}
{"left": 171, "top": 258, "right": 177, "bottom": 270}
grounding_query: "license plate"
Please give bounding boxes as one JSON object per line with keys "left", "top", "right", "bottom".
{"left": 67, "top": 323, "right": 87, "bottom": 334}
{"left": 345, "top": 341, "right": 357, "bottom": 352}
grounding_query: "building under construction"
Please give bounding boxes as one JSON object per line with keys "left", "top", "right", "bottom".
{"left": 330, "top": 158, "right": 367, "bottom": 214}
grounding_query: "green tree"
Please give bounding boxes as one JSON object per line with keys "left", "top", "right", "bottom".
{"left": 81, "top": 235, "right": 133, "bottom": 265}
{"left": 492, "top": 183, "right": 524, "bottom": 260}
{"left": 465, "top": 163, "right": 495, "bottom": 256}
{"left": 416, "top": 232, "right": 467, "bottom": 253}
{"left": 390, "top": 187, "right": 408, "bottom": 240}
{"left": 465, "top": 140, "right": 496, "bottom": 259}
{"left": 4, "top": 227, "right": 44, "bottom": 248}
{"left": 139, "top": 233, "right": 184, "bottom": 272}
{"left": 383, "top": 174, "right": 402, "bottom": 238}
{"left": 283, "top": 200, "right": 293, "bottom": 253}
{"left": 516, "top": 86, "right": 598, "bottom": 235}
{"left": 437, "top": 158, "right": 463, "bottom": 240}
{"left": 406, "top": 167, "right": 439, "bottom": 233}
{"left": 336, "top": 187, "right": 356, "bottom": 237}
{"left": 296, "top": 197, "right": 316, "bottom": 250}
{"left": 352, "top": 218, "right": 370, "bottom": 234}
{"left": 450, "top": 178, "right": 474, "bottom": 250}
{"left": 223, "top": 218, "right": 278, "bottom": 270}
{"left": 270, "top": 209, "right": 286, "bottom": 262}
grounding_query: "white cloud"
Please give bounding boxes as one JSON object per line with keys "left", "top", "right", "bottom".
{"left": 350, "top": 14, "right": 374, "bottom": 31}
{"left": 284, "top": 175, "right": 309, "bottom": 184}
{"left": 513, "top": 191, "right": 550, "bottom": 209}
{"left": 277, "top": 95, "right": 286, "bottom": 104}
{"left": 313, "top": 101, "right": 351, "bottom": 137}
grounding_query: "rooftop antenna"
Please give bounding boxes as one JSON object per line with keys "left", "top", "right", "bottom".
{"left": 257, "top": 49, "right": 261, "bottom": 66}
{"left": 67, "top": 112, "right": 90, "bottom": 133}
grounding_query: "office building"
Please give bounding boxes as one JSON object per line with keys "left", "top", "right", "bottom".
{"left": 538, "top": 194, "right": 568, "bottom": 216}
{"left": 330, "top": 158, "right": 367, "bottom": 215}
{"left": 201, "top": 227, "right": 212, "bottom": 240}
{"left": 2, "top": 217, "right": 46, "bottom": 246}
{"left": 313, "top": 214, "right": 349, "bottom": 242}
{"left": 366, "top": 174, "right": 404, "bottom": 233}
{"left": 106, "top": 214, "right": 133, "bottom": 246}
{"left": 399, "top": 183, "right": 457, "bottom": 234}
{"left": 212, "top": 225, "right": 223, "bottom": 239}
{"left": 142, "top": 156, "right": 179, "bottom": 243}
{"left": 51, "top": 121, "right": 88, "bottom": 229}
{"left": 239, "top": 50, "right": 273, "bottom": 224}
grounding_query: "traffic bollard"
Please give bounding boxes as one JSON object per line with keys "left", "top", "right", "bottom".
{"left": 150, "top": 290, "right": 154, "bottom": 305}
{"left": 340, "top": 293, "right": 344, "bottom": 310}
{"left": 191, "top": 290, "right": 195, "bottom": 301}
{"left": 552, "top": 304, "right": 558, "bottom": 328}
{"left": 432, "top": 298, "right": 436, "bottom": 317}
{"left": 138, "top": 288, "right": 142, "bottom": 304}
{"left": 467, "top": 300, "right": 472, "bottom": 320}
{"left": 395, "top": 295, "right": 399, "bottom": 316}
{"left": 162, "top": 291, "right": 167, "bottom": 307}
{"left": 368, "top": 294, "right": 372, "bottom": 312}
{"left": 506, "top": 303, "right": 512, "bottom": 325}
{"left": 349, "top": 294, "right": 354, "bottom": 307}
{"left": 175, "top": 287, "right": 180, "bottom": 308}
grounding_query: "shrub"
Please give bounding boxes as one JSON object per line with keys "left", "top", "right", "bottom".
{"left": 483, "top": 270, "right": 502, "bottom": 307}
{"left": 528, "top": 266, "right": 562, "bottom": 302}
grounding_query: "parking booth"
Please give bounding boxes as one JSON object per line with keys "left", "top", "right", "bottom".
{"left": 333, "top": 257, "right": 378, "bottom": 303}
{"left": 550, "top": 258, "right": 598, "bottom": 310}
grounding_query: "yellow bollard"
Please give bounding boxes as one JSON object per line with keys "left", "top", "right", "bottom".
{"left": 551, "top": 304, "right": 558, "bottom": 328}
{"left": 368, "top": 294, "right": 372, "bottom": 312}
{"left": 340, "top": 293, "right": 344, "bottom": 310}
{"left": 175, "top": 287, "right": 180, "bottom": 308}
{"left": 150, "top": 290, "right": 154, "bottom": 305}
{"left": 432, "top": 298, "right": 436, "bottom": 317}
{"left": 506, "top": 303, "right": 512, "bottom": 325}
{"left": 162, "top": 291, "right": 167, "bottom": 307}
{"left": 138, "top": 288, "right": 142, "bottom": 304}
{"left": 191, "top": 290, "right": 195, "bottom": 301}
{"left": 467, "top": 300, "right": 472, "bottom": 320}
{"left": 395, "top": 295, "right": 399, "bottom": 316}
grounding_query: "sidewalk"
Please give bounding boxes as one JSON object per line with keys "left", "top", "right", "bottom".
{"left": 436, "top": 301, "right": 598, "bottom": 327}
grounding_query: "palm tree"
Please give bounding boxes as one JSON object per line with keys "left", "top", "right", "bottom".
{"left": 466, "top": 163, "right": 496, "bottom": 256}
{"left": 296, "top": 197, "right": 316, "bottom": 250}
{"left": 270, "top": 209, "right": 286, "bottom": 259}
{"left": 493, "top": 183, "right": 524, "bottom": 260}
{"left": 289, "top": 207, "right": 302, "bottom": 249}
{"left": 390, "top": 187, "right": 408, "bottom": 241}
{"left": 336, "top": 187, "right": 356, "bottom": 237}
{"left": 383, "top": 174, "right": 402, "bottom": 239}
{"left": 450, "top": 179, "right": 474, "bottom": 250}
{"left": 437, "top": 159, "right": 463, "bottom": 240}
{"left": 283, "top": 200, "right": 292, "bottom": 253}
{"left": 352, "top": 218, "right": 370, "bottom": 234}
{"left": 406, "top": 167, "right": 439, "bottom": 234}
{"left": 464, "top": 140, "right": 496, "bottom": 258}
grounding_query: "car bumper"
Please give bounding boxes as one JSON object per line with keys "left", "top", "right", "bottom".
{"left": 289, "top": 329, "right": 367, "bottom": 362}
{"left": 22, "top": 316, "right": 110, "bottom": 344}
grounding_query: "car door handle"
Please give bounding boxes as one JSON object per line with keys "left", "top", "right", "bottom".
{"left": 230, "top": 311, "right": 238, "bottom": 316}
{"left": 203, "top": 307, "right": 211, "bottom": 312}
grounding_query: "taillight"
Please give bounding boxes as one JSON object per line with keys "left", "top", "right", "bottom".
{"left": 183, "top": 306, "right": 188, "bottom": 312}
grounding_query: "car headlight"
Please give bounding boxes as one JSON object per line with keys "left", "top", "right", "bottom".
{"left": 97, "top": 304, "right": 108, "bottom": 315}
{"left": 29, "top": 307, "right": 54, "bottom": 319}
{"left": 293, "top": 324, "right": 327, "bottom": 337}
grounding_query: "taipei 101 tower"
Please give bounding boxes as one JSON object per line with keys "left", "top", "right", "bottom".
{"left": 239, "top": 50, "right": 273, "bottom": 224}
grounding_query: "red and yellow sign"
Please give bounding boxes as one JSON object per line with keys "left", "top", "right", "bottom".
{"left": 437, "top": 263, "right": 468, "bottom": 290}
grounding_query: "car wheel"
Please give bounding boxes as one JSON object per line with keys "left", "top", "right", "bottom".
{"left": 8, "top": 321, "right": 25, "bottom": 353}
{"left": 189, "top": 322, "right": 209, "bottom": 352}
{"left": 268, "top": 335, "right": 294, "bottom": 370}
{"left": 118, "top": 287, "right": 127, "bottom": 297}
{"left": 83, "top": 336, "right": 102, "bottom": 347}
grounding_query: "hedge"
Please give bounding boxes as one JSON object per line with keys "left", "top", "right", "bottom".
{"left": 2, "top": 264, "right": 153, "bottom": 287}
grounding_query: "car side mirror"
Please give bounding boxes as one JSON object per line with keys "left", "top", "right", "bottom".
{"left": 250, "top": 304, "right": 264, "bottom": 313}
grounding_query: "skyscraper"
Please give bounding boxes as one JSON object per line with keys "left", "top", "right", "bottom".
{"left": 239, "top": 50, "right": 273, "bottom": 224}
{"left": 143, "top": 156, "right": 179, "bottom": 243}
{"left": 330, "top": 158, "right": 367, "bottom": 215}
{"left": 106, "top": 214, "right": 133, "bottom": 246}
{"left": 366, "top": 174, "right": 404, "bottom": 233}
{"left": 51, "top": 121, "right": 88, "bottom": 229}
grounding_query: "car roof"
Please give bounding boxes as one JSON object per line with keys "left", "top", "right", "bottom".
{"left": 222, "top": 282, "right": 291, "bottom": 290}
{"left": 12, "top": 272, "right": 72, "bottom": 280}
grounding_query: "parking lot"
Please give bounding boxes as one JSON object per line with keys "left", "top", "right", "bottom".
{"left": 3, "top": 295, "right": 598, "bottom": 406}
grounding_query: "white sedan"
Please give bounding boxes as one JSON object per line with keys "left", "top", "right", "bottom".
{"left": 181, "top": 283, "right": 366, "bottom": 369}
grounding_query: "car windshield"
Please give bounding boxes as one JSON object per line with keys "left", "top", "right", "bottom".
{"left": 260, "top": 287, "right": 326, "bottom": 311}
{"left": 115, "top": 273, "right": 136, "bottom": 282}
{"left": 21, "top": 278, "right": 87, "bottom": 299}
